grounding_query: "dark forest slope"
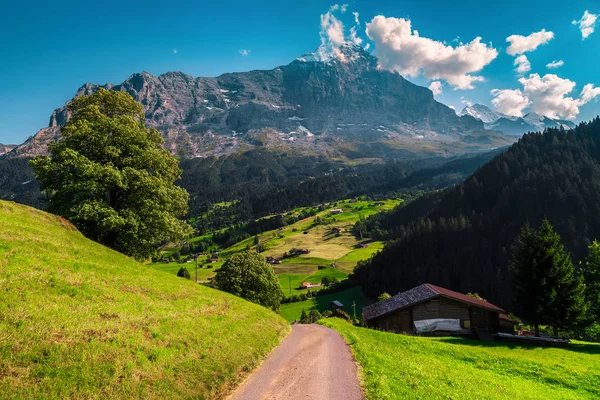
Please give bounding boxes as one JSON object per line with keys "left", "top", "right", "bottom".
{"left": 355, "top": 117, "right": 600, "bottom": 309}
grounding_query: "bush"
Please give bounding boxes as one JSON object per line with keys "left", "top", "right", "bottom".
{"left": 177, "top": 267, "right": 191, "bottom": 279}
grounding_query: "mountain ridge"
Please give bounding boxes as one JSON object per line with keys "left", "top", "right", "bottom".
{"left": 6, "top": 42, "right": 511, "bottom": 161}
{"left": 459, "top": 104, "right": 577, "bottom": 136}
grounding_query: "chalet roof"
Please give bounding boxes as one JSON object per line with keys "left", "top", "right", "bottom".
{"left": 362, "top": 283, "right": 504, "bottom": 322}
{"left": 331, "top": 300, "right": 344, "bottom": 307}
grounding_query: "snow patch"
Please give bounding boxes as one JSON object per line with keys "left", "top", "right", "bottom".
{"left": 297, "top": 125, "right": 314, "bottom": 137}
{"left": 288, "top": 116, "right": 307, "bottom": 121}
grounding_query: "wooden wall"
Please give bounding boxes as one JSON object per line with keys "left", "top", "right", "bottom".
{"left": 369, "top": 297, "right": 503, "bottom": 333}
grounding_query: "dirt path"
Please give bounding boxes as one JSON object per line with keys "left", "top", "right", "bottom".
{"left": 229, "top": 324, "right": 363, "bottom": 400}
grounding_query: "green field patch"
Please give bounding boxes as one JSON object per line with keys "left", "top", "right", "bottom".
{"left": 335, "top": 242, "right": 384, "bottom": 272}
{"left": 278, "top": 267, "right": 348, "bottom": 296}
{"left": 150, "top": 260, "right": 221, "bottom": 282}
{"left": 321, "top": 319, "right": 600, "bottom": 400}
{"left": 280, "top": 286, "right": 373, "bottom": 322}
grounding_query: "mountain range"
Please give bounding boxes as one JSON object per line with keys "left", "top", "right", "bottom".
{"left": 5, "top": 42, "right": 513, "bottom": 161}
{"left": 459, "top": 104, "right": 576, "bottom": 136}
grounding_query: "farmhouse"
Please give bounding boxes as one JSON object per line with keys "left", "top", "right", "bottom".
{"left": 300, "top": 281, "right": 321, "bottom": 289}
{"left": 330, "top": 209, "right": 344, "bottom": 215}
{"left": 363, "top": 283, "right": 513, "bottom": 337}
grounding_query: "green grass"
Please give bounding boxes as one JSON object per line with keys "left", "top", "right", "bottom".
{"left": 278, "top": 267, "right": 348, "bottom": 296}
{"left": 335, "top": 242, "right": 384, "bottom": 272}
{"left": 279, "top": 286, "right": 374, "bottom": 322}
{"left": 321, "top": 319, "right": 600, "bottom": 400}
{"left": 150, "top": 260, "right": 219, "bottom": 282}
{"left": 0, "top": 201, "right": 289, "bottom": 399}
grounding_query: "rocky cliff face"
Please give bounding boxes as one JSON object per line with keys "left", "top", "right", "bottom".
{"left": 9, "top": 42, "right": 508, "bottom": 160}
{"left": 0, "top": 144, "right": 16, "bottom": 156}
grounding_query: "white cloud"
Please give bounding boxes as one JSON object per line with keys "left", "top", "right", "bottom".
{"left": 352, "top": 12, "right": 360, "bottom": 25}
{"left": 492, "top": 75, "right": 600, "bottom": 120}
{"left": 546, "top": 60, "right": 564, "bottom": 69}
{"left": 506, "top": 29, "right": 554, "bottom": 56}
{"left": 519, "top": 73, "right": 597, "bottom": 120}
{"left": 514, "top": 55, "right": 531, "bottom": 74}
{"left": 320, "top": 7, "right": 345, "bottom": 45}
{"left": 580, "top": 83, "right": 600, "bottom": 103}
{"left": 490, "top": 88, "right": 530, "bottom": 117}
{"left": 429, "top": 81, "right": 443, "bottom": 96}
{"left": 365, "top": 15, "right": 498, "bottom": 90}
{"left": 572, "top": 10, "right": 598, "bottom": 39}
{"left": 239, "top": 49, "right": 251, "bottom": 56}
{"left": 364, "top": 43, "right": 371, "bottom": 51}
{"left": 461, "top": 96, "right": 472, "bottom": 106}
{"left": 173, "top": 49, "right": 178, "bottom": 54}
{"left": 449, "top": 105, "right": 456, "bottom": 111}
{"left": 349, "top": 26, "right": 363, "bottom": 45}
{"left": 340, "top": 4, "right": 348, "bottom": 13}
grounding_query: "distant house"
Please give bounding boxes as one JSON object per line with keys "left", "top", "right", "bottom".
{"left": 329, "top": 300, "right": 344, "bottom": 310}
{"left": 266, "top": 256, "right": 275, "bottom": 263}
{"left": 331, "top": 227, "right": 343, "bottom": 234}
{"left": 272, "top": 259, "right": 281, "bottom": 264}
{"left": 300, "top": 281, "right": 321, "bottom": 289}
{"left": 363, "top": 283, "right": 507, "bottom": 336}
{"left": 356, "top": 243, "right": 369, "bottom": 249}
{"left": 209, "top": 257, "right": 218, "bottom": 263}
{"left": 330, "top": 209, "right": 344, "bottom": 215}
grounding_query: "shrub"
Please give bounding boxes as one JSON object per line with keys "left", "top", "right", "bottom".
{"left": 177, "top": 267, "right": 191, "bottom": 279}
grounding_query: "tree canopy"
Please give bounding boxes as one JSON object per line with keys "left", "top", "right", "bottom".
{"left": 30, "top": 89, "right": 191, "bottom": 260}
{"left": 212, "top": 251, "right": 284, "bottom": 311}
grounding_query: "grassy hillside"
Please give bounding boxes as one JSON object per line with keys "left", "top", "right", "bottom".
{"left": 152, "top": 199, "right": 397, "bottom": 289}
{"left": 0, "top": 201, "right": 289, "bottom": 399}
{"left": 322, "top": 319, "right": 600, "bottom": 400}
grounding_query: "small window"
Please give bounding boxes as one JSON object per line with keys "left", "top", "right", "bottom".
{"left": 429, "top": 300, "right": 440, "bottom": 312}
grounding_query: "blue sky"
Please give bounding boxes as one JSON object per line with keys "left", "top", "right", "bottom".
{"left": 1, "top": 0, "right": 599, "bottom": 144}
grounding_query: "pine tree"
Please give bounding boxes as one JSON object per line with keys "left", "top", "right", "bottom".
{"left": 511, "top": 220, "right": 586, "bottom": 336}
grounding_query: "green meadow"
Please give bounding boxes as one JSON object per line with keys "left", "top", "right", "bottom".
{"left": 0, "top": 201, "right": 289, "bottom": 399}
{"left": 322, "top": 319, "right": 600, "bottom": 400}
{"left": 280, "top": 286, "right": 374, "bottom": 322}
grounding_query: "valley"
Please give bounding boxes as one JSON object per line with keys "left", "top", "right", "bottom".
{"left": 152, "top": 198, "right": 399, "bottom": 322}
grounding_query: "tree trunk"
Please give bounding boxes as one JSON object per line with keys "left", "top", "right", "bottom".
{"left": 535, "top": 324, "right": 540, "bottom": 337}
{"left": 553, "top": 326, "right": 558, "bottom": 337}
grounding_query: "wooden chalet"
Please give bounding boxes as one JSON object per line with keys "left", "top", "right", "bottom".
{"left": 363, "top": 283, "right": 510, "bottom": 337}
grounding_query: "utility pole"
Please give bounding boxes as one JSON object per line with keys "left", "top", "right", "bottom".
{"left": 195, "top": 254, "right": 198, "bottom": 283}
{"left": 352, "top": 301, "right": 357, "bottom": 321}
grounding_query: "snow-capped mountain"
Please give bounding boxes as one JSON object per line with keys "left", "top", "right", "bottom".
{"left": 458, "top": 104, "right": 516, "bottom": 124}
{"left": 459, "top": 104, "right": 576, "bottom": 136}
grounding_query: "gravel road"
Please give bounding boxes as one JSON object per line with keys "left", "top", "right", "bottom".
{"left": 229, "top": 324, "right": 363, "bottom": 400}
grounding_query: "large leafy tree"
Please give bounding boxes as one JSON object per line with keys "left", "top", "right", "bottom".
{"left": 511, "top": 220, "right": 586, "bottom": 336}
{"left": 31, "top": 89, "right": 191, "bottom": 260}
{"left": 212, "top": 251, "right": 284, "bottom": 311}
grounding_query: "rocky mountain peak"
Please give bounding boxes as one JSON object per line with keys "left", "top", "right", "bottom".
{"left": 7, "top": 46, "right": 512, "bottom": 160}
